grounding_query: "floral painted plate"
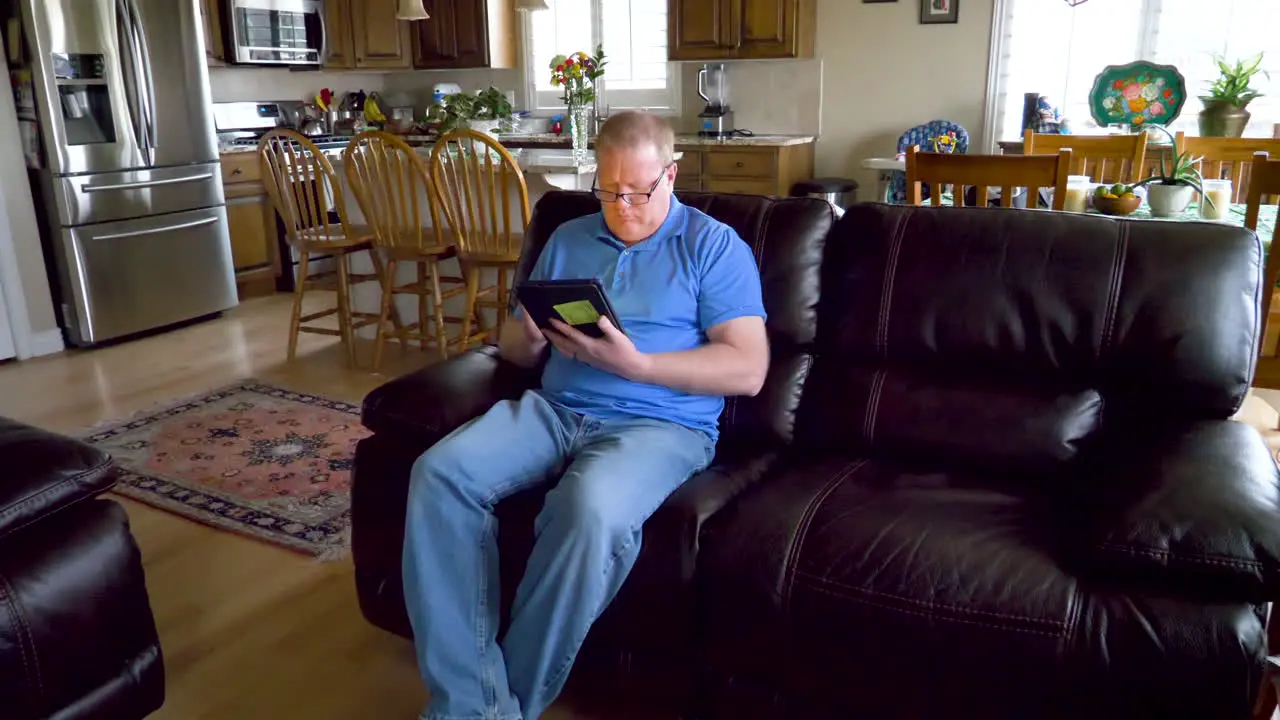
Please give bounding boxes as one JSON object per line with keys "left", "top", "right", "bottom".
{"left": 1088, "top": 61, "right": 1186, "bottom": 129}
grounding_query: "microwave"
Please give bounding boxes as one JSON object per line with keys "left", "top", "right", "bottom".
{"left": 225, "top": 0, "right": 325, "bottom": 66}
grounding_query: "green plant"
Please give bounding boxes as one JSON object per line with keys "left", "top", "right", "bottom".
{"left": 1133, "top": 125, "right": 1214, "bottom": 208}
{"left": 426, "top": 86, "right": 514, "bottom": 132}
{"left": 1203, "top": 52, "right": 1268, "bottom": 107}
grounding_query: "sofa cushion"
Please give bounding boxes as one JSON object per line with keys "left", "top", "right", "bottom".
{"left": 796, "top": 203, "right": 1262, "bottom": 467}
{"left": 699, "top": 454, "right": 1265, "bottom": 719}
{"left": 0, "top": 418, "right": 115, "bottom": 539}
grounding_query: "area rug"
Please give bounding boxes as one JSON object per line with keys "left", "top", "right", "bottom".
{"left": 83, "top": 380, "right": 369, "bottom": 560}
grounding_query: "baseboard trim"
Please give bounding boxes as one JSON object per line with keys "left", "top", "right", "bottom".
{"left": 25, "top": 328, "right": 65, "bottom": 358}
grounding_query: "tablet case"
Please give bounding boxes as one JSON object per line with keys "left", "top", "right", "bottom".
{"left": 515, "top": 279, "right": 625, "bottom": 339}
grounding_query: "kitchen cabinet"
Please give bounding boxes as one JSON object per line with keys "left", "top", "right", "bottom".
{"left": 219, "top": 153, "right": 281, "bottom": 299}
{"left": 412, "top": 0, "right": 517, "bottom": 69}
{"left": 200, "top": 0, "right": 226, "bottom": 65}
{"left": 324, "top": 0, "right": 413, "bottom": 70}
{"left": 668, "top": 0, "right": 816, "bottom": 61}
{"left": 672, "top": 143, "right": 815, "bottom": 198}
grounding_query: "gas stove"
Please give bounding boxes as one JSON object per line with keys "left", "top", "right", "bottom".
{"left": 227, "top": 134, "right": 354, "bottom": 151}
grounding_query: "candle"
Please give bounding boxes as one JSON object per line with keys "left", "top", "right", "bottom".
{"left": 1199, "top": 179, "right": 1232, "bottom": 221}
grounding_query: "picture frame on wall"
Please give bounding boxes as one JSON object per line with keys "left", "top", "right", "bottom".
{"left": 920, "top": 0, "right": 959, "bottom": 23}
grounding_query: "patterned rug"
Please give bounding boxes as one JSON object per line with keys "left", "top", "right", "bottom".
{"left": 83, "top": 381, "right": 369, "bottom": 560}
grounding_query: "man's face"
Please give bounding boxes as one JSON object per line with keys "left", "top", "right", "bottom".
{"left": 595, "top": 145, "right": 677, "bottom": 244}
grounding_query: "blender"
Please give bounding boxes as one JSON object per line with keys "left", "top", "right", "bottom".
{"left": 696, "top": 63, "right": 735, "bottom": 137}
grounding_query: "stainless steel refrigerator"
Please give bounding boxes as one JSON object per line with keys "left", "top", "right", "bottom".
{"left": 19, "top": 0, "right": 236, "bottom": 346}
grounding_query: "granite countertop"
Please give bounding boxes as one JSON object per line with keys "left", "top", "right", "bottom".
{"left": 495, "top": 132, "right": 816, "bottom": 147}
{"left": 219, "top": 146, "right": 257, "bottom": 155}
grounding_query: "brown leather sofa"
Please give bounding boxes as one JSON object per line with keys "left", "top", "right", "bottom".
{"left": 352, "top": 191, "right": 1280, "bottom": 719}
{"left": 0, "top": 417, "right": 165, "bottom": 719}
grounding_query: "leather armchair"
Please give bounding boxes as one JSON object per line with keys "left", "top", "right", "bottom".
{"left": 352, "top": 190, "right": 838, "bottom": 713}
{"left": 353, "top": 195, "right": 1280, "bottom": 719}
{"left": 0, "top": 417, "right": 165, "bottom": 719}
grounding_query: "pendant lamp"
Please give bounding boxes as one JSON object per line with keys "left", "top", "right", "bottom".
{"left": 515, "top": 0, "right": 550, "bottom": 10}
{"left": 396, "top": 0, "right": 430, "bottom": 20}
{"left": 1064, "top": 0, "right": 1089, "bottom": 5}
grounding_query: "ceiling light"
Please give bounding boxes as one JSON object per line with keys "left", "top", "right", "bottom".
{"left": 515, "top": 0, "right": 551, "bottom": 10}
{"left": 396, "top": 0, "right": 430, "bottom": 20}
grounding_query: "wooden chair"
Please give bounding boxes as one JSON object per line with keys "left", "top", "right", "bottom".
{"left": 1176, "top": 133, "right": 1280, "bottom": 204}
{"left": 1023, "top": 129, "right": 1146, "bottom": 184}
{"left": 343, "top": 131, "right": 468, "bottom": 370}
{"left": 1245, "top": 151, "right": 1280, "bottom": 391}
{"left": 429, "top": 129, "right": 531, "bottom": 351}
{"left": 905, "top": 145, "right": 1071, "bottom": 210}
{"left": 258, "top": 128, "right": 387, "bottom": 368}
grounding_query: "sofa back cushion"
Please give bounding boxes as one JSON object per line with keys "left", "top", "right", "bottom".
{"left": 796, "top": 203, "right": 1262, "bottom": 471}
{"left": 513, "top": 190, "right": 837, "bottom": 446}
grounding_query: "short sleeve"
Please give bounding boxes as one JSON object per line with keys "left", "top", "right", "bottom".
{"left": 698, "top": 226, "right": 767, "bottom": 331}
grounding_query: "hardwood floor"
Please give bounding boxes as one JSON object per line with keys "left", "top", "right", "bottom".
{"left": 0, "top": 295, "right": 589, "bottom": 719}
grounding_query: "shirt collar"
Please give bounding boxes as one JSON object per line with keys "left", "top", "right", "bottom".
{"left": 595, "top": 195, "right": 687, "bottom": 253}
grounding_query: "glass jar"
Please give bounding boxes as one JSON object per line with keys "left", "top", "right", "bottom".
{"left": 1063, "top": 174, "right": 1092, "bottom": 213}
{"left": 1199, "top": 179, "right": 1233, "bottom": 221}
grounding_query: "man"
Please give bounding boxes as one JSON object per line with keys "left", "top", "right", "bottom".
{"left": 403, "top": 111, "right": 770, "bottom": 720}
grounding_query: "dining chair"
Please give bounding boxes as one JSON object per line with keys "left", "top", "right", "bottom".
{"left": 1176, "top": 133, "right": 1280, "bottom": 204}
{"left": 1244, "top": 151, "right": 1280, "bottom": 391}
{"left": 258, "top": 128, "right": 387, "bottom": 368}
{"left": 429, "top": 128, "right": 531, "bottom": 352}
{"left": 343, "top": 131, "right": 468, "bottom": 370}
{"left": 1022, "top": 129, "right": 1146, "bottom": 184}
{"left": 905, "top": 145, "right": 1072, "bottom": 210}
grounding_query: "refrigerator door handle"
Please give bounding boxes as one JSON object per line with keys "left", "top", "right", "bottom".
{"left": 114, "top": 0, "right": 148, "bottom": 160}
{"left": 126, "top": 0, "right": 157, "bottom": 163}
{"left": 94, "top": 216, "right": 218, "bottom": 241}
{"left": 81, "top": 172, "right": 216, "bottom": 193}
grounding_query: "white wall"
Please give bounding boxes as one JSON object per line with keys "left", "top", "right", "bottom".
{"left": 814, "top": 0, "right": 996, "bottom": 192}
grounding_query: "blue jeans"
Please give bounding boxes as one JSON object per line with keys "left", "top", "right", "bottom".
{"left": 403, "top": 389, "right": 716, "bottom": 720}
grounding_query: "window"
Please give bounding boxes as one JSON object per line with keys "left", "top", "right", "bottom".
{"left": 985, "top": 0, "right": 1280, "bottom": 149}
{"left": 522, "top": 0, "right": 679, "bottom": 115}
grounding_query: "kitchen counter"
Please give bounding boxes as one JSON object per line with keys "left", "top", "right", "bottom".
{"left": 495, "top": 132, "right": 817, "bottom": 148}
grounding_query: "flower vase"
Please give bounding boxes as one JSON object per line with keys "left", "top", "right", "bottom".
{"left": 569, "top": 104, "right": 591, "bottom": 164}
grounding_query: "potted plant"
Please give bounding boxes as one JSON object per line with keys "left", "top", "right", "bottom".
{"left": 1133, "top": 125, "right": 1214, "bottom": 218}
{"left": 1198, "top": 52, "right": 1267, "bottom": 138}
{"left": 426, "top": 86, "right": 514, "bottom": 139}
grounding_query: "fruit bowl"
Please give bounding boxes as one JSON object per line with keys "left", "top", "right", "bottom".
{"left": 1093, "top": 193, "right": 1141, "bottom": 216}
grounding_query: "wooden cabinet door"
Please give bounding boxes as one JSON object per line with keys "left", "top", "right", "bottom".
{"left": 414, "top": 0, "right": 490, "bottom": 68}
{"left": 736, "top": 0, "right": 814, "bottom": 59}
{"left": 324, "top": 0, "right": 356, "bottom": 68}
{"left": 225, "top": 192, "right": 273, "bottom": 271}
{"left": 200, "top": 0, "right": 225, "bottom": 64}
{"left": 351, "top": 0, "right": 413, "bottom": 69}
{"left": 668, "top": 0, "right": 737, "bottom": 60}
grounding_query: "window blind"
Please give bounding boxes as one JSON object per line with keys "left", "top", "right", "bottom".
{"left": 524, "top": 0, "right": 678, "bottom": 115}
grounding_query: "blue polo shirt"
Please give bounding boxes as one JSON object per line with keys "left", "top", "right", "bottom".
{"left": 525, "top": 196, "right": 766, "bottom": 441}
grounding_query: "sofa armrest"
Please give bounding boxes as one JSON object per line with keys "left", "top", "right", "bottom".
{"left": 1082, "top": 419, "right": 1280, "bottom": 601}
{"left": 0, "top": 418, "right": 115, "bottom": 539}
{"left": 361, "top": 346, "right": 540, "bottom": 446}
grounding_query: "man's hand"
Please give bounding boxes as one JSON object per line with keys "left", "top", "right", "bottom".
{"left": 498, "top": 306, "right": 549, "bottom": 369}
{"left": 545, "top": 317, "right": 652, "bottom": 382}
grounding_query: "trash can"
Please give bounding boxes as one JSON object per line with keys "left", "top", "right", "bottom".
{"left": 791, "top": 177, "right": 859, "bottom": 209}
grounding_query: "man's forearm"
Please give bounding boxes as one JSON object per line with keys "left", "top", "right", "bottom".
{"left": 498, "top": 320, "right": 547, "bottom": 368}
{"left": 634, "top": 342, "right": 767, "bottom": 397}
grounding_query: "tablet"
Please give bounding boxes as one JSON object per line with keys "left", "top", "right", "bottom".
{"left": 515, "top": 279, "right": 625, "bottom": 339}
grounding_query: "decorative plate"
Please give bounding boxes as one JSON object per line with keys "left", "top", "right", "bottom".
{"left": 1088, "top": 61, "right": 1187, "bottom": 129}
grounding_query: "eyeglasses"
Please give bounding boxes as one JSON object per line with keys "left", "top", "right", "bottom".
{"left": 591, "top": 163, "right": 673, "bottom": 206}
